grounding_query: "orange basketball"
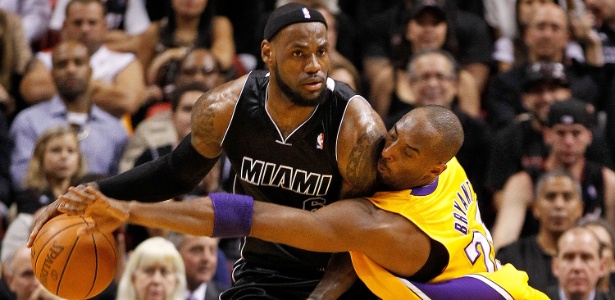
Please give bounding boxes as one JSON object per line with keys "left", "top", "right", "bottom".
{"left": 31, "top": 214, "right": 117, "bottom": 299}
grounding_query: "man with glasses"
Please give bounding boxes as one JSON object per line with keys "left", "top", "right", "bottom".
{"left": 147, "top": 47, "right": 225, "bottom": 114}
{"left": 120, "top": 48, "right": 227, "bottom": 174}
{"left": 175, "top": 48, "right": 226, "bottom": 91}
{"left": 385, "top": 48, "right": 494, "bottom": 227}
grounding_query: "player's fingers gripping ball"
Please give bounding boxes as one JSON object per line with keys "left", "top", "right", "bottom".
{"left": 31, "top": 214, "right": 117, "bottom": 299}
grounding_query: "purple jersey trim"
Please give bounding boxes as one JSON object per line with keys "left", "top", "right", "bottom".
{"left": 405, "top": 276, "right": 511, "bottom": 300}
{"left": 411, "top": 178, "right": 439, "bottom": 196}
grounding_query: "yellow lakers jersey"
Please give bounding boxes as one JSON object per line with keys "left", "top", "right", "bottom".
{"left": 350, "top": 158, "right": 548, "bottom": 299}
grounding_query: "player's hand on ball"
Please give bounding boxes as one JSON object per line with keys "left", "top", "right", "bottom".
{"left": 27, "top": 197, "right": 66, "bottom": 248}
{"left": 66, "top": 186, "right": 130, "bottom": 235}
{"left": 57, "top": 185, "right": 91, "bottom": 215}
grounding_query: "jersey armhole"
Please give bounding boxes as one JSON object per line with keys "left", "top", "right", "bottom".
{"left": 403, "top": 238, "right": 448, "bottom": 283}
{"left": 220, "top": 72, "right": 251, "bottom": 146}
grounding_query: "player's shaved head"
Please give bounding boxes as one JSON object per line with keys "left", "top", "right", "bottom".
{"left": 378, "top": 105, "right": 463, "bottom": 190}
{"left": 400, "top": 105, "right": 464, "bottom": 163}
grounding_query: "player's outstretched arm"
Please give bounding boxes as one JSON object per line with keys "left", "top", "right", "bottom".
{"left": 47, "top": 188, "right": 430, "bottom": 278}
{"left": 65, "top": 188, "right": 374, "bottom": 251}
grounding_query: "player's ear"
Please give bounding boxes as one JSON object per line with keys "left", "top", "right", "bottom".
{"left": 430, "top": 163, "right": 447, "bottom": 177}
{"left": 261, "top": 40, "right": 273, "bottom": 65}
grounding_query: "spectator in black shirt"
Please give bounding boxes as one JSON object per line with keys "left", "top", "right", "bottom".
{"left": 497, "top": 170, "right": 583, "bottom": 292}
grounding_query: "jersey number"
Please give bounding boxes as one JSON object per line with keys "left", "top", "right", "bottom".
{"left": 303, "top": 197, "right": 327, "bottom": 211}
{"left": 464, "top": 231, "right": 497, "bottom": 272}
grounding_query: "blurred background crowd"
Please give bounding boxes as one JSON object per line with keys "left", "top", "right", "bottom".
{"left": 1, "top": 0, "right": 615, "bottom": 299}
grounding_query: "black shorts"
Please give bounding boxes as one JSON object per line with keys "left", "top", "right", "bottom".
{"left": 220, "top": 259, "right": 378, "bottom": 300}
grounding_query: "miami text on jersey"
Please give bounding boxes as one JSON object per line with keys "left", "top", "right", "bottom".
{"left": 240, "top": 156, "right": 332, "bottom": 196}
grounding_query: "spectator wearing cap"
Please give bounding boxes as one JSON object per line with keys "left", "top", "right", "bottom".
{"left": 491, "top": 99, "right": 615, "bottom": 250}
{"left": 485, "top": 62, "right": 613, "bottom": 221}
{"left": 361, "top": 0, "right": 492, "bottom": 108}
{"left": 368, "top": 1, "right": 482, "bottom": 119}
{"left": 487, "top": 2, "right": 603, "bottom": 131}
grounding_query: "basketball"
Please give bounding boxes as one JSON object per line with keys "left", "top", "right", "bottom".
{"left": 31, "top": 214, "right": 117, "bottom": 299}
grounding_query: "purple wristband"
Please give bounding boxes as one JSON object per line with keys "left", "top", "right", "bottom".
{"left": 209, "top": 193, "right": 254, "bottom": 237}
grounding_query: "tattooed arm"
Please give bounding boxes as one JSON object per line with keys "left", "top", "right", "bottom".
{"left": 87, "top": 75, "right": 247, "bottom": 201}
{"left": 190, "top": 76, "right": 246, "bottom": 159}
{"left": 337, "top": 96, "right": 387, "bottom": 198}
{"left": 311, "top": 95, "right": 386, "bottom": 299}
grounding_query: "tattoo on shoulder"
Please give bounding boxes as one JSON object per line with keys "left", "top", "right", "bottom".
{"left": 193, "top": 99, "right": 217, "bottom": 141}
{"left": 344, "top": 130, "right": 384, "bottom": 196}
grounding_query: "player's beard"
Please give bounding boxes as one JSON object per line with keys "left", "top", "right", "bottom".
{"left": 275, "top": 65, "right": 327, "bottom": 107}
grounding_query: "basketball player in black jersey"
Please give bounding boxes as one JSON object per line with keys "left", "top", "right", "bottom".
{"left": 29, "top": 3, "right": 386, "bottom": 299}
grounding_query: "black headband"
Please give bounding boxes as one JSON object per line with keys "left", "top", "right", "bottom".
{"left": 264, "top": 3, "right": 327, "bottom": 40}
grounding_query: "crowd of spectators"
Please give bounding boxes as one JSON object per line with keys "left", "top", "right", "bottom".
{"left": 1, "top": 0, "right": 615, "bottom": 298}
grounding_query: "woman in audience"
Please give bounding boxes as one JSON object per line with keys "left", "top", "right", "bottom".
{"left": 112, "top": 0, "right": 234, "bottom": 80}
{"left": 116, "top": 236, "right": 187, "bottom": 300}
{"left": 369, "top": 1, "right": 480, "bottom": 118}
{"left": 14, "top": 126, "right": 86, "bottom": 214}
{"left": 107, "top": 0, "right": 234, "bottom": 118}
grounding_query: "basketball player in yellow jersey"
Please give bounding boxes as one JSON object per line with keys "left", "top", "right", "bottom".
{"left": 352, "top": 157, "right": 539, "bottom": 299}
{"left": 46, "top": 106, "right": 548, "bottom": 299}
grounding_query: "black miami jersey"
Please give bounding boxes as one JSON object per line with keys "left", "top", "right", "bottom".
{"left": 221, "top": 70, "right": 358, "bottom": 271}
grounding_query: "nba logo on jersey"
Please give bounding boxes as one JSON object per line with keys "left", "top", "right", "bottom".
{"left": 302, "top": 7, "right": 311, "bottom": 19}
{"left": 316, "top": 133, "right": 324, "bottom": 149}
